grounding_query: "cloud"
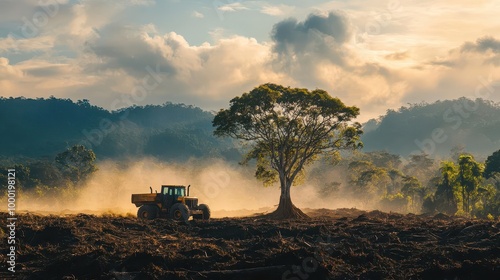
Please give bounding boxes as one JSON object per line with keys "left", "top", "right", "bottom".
{"left": 272, "top": 11, "right": 353, "bottom": 51}
{"left": 192, "top": 11, "right": 204, "bottom": 18}
{"left": 217, "top": 3, "right": 248, "bottom": 12}
{"left": 2, "top": 0, "right": 500, "bottom": 123}
{"left": 385, "top": 51, "right": 409, "bottom": 61}
{"left": 270, "top": 11, "right": 355, "bottom": 73}
{"left": 268, "top": 11, "right": 404, "bottom": 119}
{"left": 260, "top": 5, "right": 294, "bottom": 16}
{"left": 0, "top": 57, "right": 24, "bottom": 78}
{"left": 61, "top": 22, "right": 287, "bottom": 110}
{"left": 85, "top": 24, "right": 177, "bottom": 78}
{"left": 401, "top": 36, "right": 500, "bottom": 106}
{"left": 461, "top": 36, "right": 500, "bottom": 53}
{"left": 0, "top": 35, "right": 54, "bottom": 53}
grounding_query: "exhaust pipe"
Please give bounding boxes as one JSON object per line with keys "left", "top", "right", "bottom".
{"left": 187, "top": 185, "right": 191, "bottom": 196}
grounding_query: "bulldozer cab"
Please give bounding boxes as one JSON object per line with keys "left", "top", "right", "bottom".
{"left": 161, "top": 185, "right": 185, "bottom": 207}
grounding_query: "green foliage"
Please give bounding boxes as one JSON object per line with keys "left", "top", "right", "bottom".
{"left": 427, "top": 154, "right": 500, "bottom": 218}
{"left": 55, "top": 145, "right": 97, "bottom": 184}
{"left": 457, "top": 154, "right": 483, "bottom": 214}
{"left": 0, "top": 97, "right": 238, "bottom": 160}
{"left": 364, "top": 151, "right": 402, "bottom": 169}
{"left": 0, "top": 97, "right": 110, "bottom": 157}
{"left": 347, "top": 159, "right": 392, "bottom": 206}
{"left": 213, "top": 83, "right": 363, "bottom": 194}
{"left": 401, "top": 176, "right": 424, "bottom": 212}
{"left": 434, "top": 161, "right": 459, "bottom": 214}
{"left": 403, "top": 153, "right": 435, "bottom": 186}
{"left": 362, "top": 98, "right": 500, "bottom": 157}
{"left": 484, "top": 149, "right": 500, "bottom": 179}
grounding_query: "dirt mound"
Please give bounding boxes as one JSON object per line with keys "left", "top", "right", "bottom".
{"left": 1, "top": 209, "right": 499, "bottom": 279}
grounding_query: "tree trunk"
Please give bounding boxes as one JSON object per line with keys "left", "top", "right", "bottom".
{"left": 462, "top": 186, "right": 466, "bottom": 213}
{"left": 265, "top": 178, "right": 308, "bottom": 219}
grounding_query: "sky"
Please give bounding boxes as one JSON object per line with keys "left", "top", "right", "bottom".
{"left": 1, "top": 0, "right": 499, "bottom": 121}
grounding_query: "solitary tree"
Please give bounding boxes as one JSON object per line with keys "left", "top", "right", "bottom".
{"left": 213, "top": 84, "right": 362, "bottom": 219}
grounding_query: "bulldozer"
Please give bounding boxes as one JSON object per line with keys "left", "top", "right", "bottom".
{"left": 131, "top": 185, "right": 210, "bottom": 221}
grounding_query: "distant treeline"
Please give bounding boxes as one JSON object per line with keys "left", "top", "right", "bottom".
{"left": 2, "top": 96, "right": 500, "bottom": 217}
{"left": 2, "top": 96, "right": 499, "bottom": 161}
{"left": 362, "top": 98, "right": 500, "bottom": 158}
{"left": 308, "top": 150, "right": 500, "bottom": 219}
{"left": 0, "top": 97, "right": 240, "bottom": 161}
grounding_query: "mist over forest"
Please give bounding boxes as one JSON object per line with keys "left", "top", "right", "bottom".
{"left": 363, "top": 98, "right": 500, "bottom": 158}
{"left": 2, "top": 96, "right": 500, "bottom": 160}
{"left": 2, "top": 96, "right": 500, "bottom": 218}
{"left": 0, "top": 97, "right": 240, "bottom": 161}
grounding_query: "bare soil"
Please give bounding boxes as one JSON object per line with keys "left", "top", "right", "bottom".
{"left": 1, "top": 209, "right": 500, "bottom": 280}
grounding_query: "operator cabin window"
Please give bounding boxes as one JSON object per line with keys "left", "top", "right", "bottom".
{"left": 173, "top": 188, "right": 183, "bottom": 196}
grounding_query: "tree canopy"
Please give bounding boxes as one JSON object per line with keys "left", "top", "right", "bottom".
{"left": 55, "top": 145, "right": 97, "bottom": 184}
{"left": 213, "top": 83, "right": 363, "bottom": 218}
{"left": 484, "top": 149, "right": 500, "bottom": 179}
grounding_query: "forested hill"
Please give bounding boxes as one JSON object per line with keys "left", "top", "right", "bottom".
{"left": 0, "top": 97, "right": 240, "bottom": 161}
{"left": 3, "top": 97, "right": 500, "bottom": 161}
{"left": 362, "top": 98, "right": 500, "bottom": 158}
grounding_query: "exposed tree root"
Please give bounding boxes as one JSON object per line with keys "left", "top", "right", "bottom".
{"left": 263, "top": 199, "right": 309, "bottom": 220}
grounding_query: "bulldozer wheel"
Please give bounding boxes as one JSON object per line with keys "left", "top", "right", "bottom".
{"left": 170, "top": 203, "right": 189, "bottom": 221}
{"left": 198, "top": 204, "right": 211, "bottom": 220}
{"left": 137, "top": 205, "right": 158, "bottom": 220}
{"left": 192, "top": 214, "right": 203, "bottom": 220}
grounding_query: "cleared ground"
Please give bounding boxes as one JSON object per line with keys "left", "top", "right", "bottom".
{"left": 1, "top": 209, "right": 499, "bottom": 279}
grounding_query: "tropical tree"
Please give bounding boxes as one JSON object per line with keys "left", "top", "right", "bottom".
{"left": 484, "top": 149, "right": 500, "bottom": 179}
{"left": 434, "top": 161, "right": 458, "bottom": 214}
{"left": 28, "top": 161, "right": 65, "bottom": 187}
{"left": 387, "top": 169, "right": 404, "bottom": 194}
{"left": 350, "top": 164, "right": 391, "bottom": 205}
{"left": 457, "top": 154, "right": 483, "bottom": 214}
{"left": 213, "top": 83, "right": 362, "bottom": 218}
{"left": 55, "top": 145, "right": 97, "bottom": 184}
{"left": 403, "top": 153, "right": 434, "bottom": 185}
{"left": 365, "top": 151, "right": 402, "bottom": 169}
{"left": 401, "top": 176, "right": 422, "bottom": 212}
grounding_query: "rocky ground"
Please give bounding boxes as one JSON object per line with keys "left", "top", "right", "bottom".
{"left": 1, "top": 208, "right": 500, "bottom": 279}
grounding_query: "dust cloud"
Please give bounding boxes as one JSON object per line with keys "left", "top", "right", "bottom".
{"left": 17, "top": 158, "right": 367, "bottom": 217}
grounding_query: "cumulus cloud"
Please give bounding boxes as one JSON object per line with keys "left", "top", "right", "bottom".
{"left": 0, "top": 35, "right": 54, "bottom": 53}
{"left": 0, "top": 57, "right": 24, "bottom": 78}
{"left": 401, "top": 36, "right": 500, "bottom": 105}
{"left": 269, "top": 11, "right": 404, "bottom": 119}
{"left": 217, "top": 3, "right": 248, "bottom": 12}
{"left": 66, "top": 22, "right": 288, "bottom": 110}
{"left": 461, "top": 36, "right": 500, "bottom": 53}
{"left": 260, "top": 5, "right": 294, "bottom": 16}
{"left": 192, "top": 11, "right": 204, "bottom": 18}
{"left": 85, "top": 24, "right": 177, "bottom": 77}
{"left": 272, "top": 11, "right": 353, "bottom": 52}
{"left": 2, "top": 0, "right": 500, "bottom": 123}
